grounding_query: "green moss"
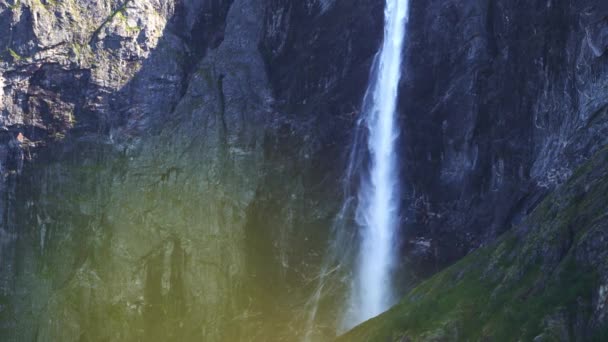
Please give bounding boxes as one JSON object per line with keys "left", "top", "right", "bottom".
{"left": 88, "top": 0, "right": 136, "bottom": 44}
{"left": 114, "top": 9, "right": 127, "bottom": 23}
{"left": 32, "top": 0, "right": 57, "bottom": 10}
{"left": 52, "top": 132, "right": 66, "bottom": 141}
{"left": 8, "top": 48, "right": 23, "bottom": 61}
{"left": 67, "top": 111, "right": 76, "bottom": 126}
{"left": 9, "top": 0, "right": 21, "bottom": 10}
{"left": 71, "top": 43, "right": 81, "bottom": 56}
{"left": 341, "top": 147, "right": 608, "bottom": 341}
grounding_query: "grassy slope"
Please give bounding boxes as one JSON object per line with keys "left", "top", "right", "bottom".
{"left": 340, "top": 147, "right": 608, "bottom": 341}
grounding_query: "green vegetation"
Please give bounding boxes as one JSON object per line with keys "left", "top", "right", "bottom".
{"left": 341, "top": 147, "right": 608, "bottom": 341}
{"left": 8, "top": 48, "right": 23, "bottom": 61}
{"left": 52, "top": 132, "right": 66, "bottom": 141}
{"left": 67, "top": 111, "right": 76, "bottom": 125}
{"left": 113, "top": 9, "right": 140, "bottom": 32}
{"left": 9, "top": 0, "right": 21, "bottom": 10}
{"left": 33, "top": 0, "right": 58, "bottom": 10}
{"left": 88, "top": 0, "right": 136, "bottom": 44}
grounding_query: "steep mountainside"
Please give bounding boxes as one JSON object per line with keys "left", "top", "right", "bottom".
{"left": 0, "top": 0, "right": 607, "bottom": 341}
{"left": 399, "top": 0, "right": 608, "bottom": 279}
{"left": 342, "top": 147, "right": 608, "bottom": 341}
{"left": 0, "top": 0, "right": 382, "bottom": 340}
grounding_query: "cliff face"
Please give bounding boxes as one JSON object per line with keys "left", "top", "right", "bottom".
{"left": 0, "top": 0, "right": 382, "bottom": 340}
{"left": 0, "top": 0, "right": 234, "bottom": 147}
{"left": 400, "top": 0, "right": 608, "bottom": 277}
{"left": 342, "top": 147, "right": 608, "bottom": 341}
{"left": 0, "top": 0, "right": 607, "bottom": 341}
{"left": 0, "top": 1, "right": 239, "bottom": 340}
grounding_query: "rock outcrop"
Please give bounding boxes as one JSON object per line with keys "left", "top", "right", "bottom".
{"left": 400, "top": 0, "right": 608, "bottom": 279}
{"left": 0, "top": 0, "right": 383, "bottom": 340}
{"left": 341, "top": 147, "right": 608, "bottom": 341}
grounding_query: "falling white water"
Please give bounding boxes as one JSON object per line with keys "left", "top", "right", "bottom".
{"left": 301, "top": 1, "right": 409, "bottom": 338}
{"left": 347, "top": 0, "right": 409, "bottom": 328}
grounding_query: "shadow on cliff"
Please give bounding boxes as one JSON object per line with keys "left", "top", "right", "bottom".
{"left": 1, "top": 0, "right": 389, "bottom": 341}
{"left": 0, "top": 1, "right": 238, "bottom": 341}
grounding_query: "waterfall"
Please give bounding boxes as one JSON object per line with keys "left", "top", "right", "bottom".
{"left": 346, "top": 0, "right": 409, "bottom": 327}
{"left": 303, "top": 0, "right": 409, "bottom": 339}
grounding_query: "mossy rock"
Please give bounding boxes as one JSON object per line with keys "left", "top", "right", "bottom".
{"left": 340, "top": 146, "right": 608, "bottom": 341}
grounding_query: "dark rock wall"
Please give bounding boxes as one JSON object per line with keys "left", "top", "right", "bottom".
{"left": 400, "top": 0, "right": 608, "bottom": 277}
{"left": 342, "top": 146, "right": 608, "bottom": 341}
{"left": 0, "top": 0, "right": 608, "bottom": 340}
{"left": 252, "top": 0, "right": 384, "bottom": 281}
{"left": 0, "top": 0, "right": 384, "bottom": 340}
